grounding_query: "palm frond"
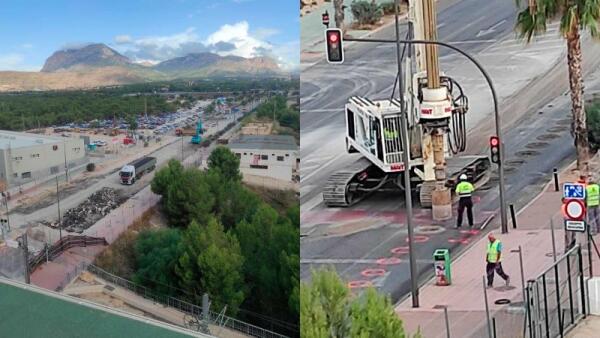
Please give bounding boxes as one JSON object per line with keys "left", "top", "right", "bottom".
{"left": 515, "top": 8, "right": 548, "bottom": 42}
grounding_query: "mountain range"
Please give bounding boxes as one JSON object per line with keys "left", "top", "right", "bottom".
{"left": 0, "top": 43, "right": 285, "bottom": 92}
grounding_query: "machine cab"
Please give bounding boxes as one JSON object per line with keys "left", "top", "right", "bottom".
{"left": 345, "top": 97, "right": 413, "bottom": 173}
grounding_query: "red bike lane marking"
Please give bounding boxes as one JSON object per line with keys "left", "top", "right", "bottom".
{"left": 348, "top": 280, "right": 373, "bottom": 289}
{"left": 361, "top": 268, "right": 387, "bottom": 277}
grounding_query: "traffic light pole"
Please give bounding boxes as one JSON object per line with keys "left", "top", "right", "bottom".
{"left": 341, "top": 36, "right": 508, "bottom": 233}
{"left": 394, "top": 0, "right": 419, "bottom": 308}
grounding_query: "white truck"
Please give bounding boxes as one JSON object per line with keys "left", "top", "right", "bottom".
{"left": 119, "top": 156, "right": 157, "bottom": 185}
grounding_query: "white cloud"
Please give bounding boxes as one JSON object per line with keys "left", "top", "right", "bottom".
{"left": 136, "top": 28, "right": 198, "bottom": 49}
{"left": 114, "top": 35, "right": 132, "bottom": 44}
{"left": 113, "top": 22, "right": 299, "bottom": 70}
{"left": 206, "top": 21, "right": 272, "bottom": 58}
{"left": 21, "top": 43, "right": 33, "bottom": 49}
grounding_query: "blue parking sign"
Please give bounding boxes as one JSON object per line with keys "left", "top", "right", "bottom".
{"left": 564, "top": 183, "right": 586, "bottom": 199}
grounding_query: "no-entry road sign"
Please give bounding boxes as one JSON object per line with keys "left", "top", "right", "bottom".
{"left": 564, "top": 199, "right": 586, "bottom": 221}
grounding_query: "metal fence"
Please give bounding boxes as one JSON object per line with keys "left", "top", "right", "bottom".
{"left": 525, "top": 244, "right": 586, "bottom": 338}
{"left": 87, "top": 264, "right": 289, "bottom": 338}
{"left": 28, "top": 235, "right": 107, "bottom": 272}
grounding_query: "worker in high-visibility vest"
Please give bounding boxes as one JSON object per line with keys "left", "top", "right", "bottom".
{"left": 486, "top": 233, "right": 510, "bottom": 288}
{"left": 384, "top": 128, "right": 398, "bottom": 140}
{"left": 587, "top": 177, "right": 600, "bottom": 235}
{"left": 455, "top": 174, "right": 474, "bottom": 228}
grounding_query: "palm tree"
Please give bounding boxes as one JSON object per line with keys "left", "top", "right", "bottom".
{"left": 515, "top": 0, "right": 598, "bottom": 180}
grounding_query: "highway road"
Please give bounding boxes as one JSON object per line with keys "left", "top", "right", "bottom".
{"left": 300, "top": 0, "right": 600, "bottom": 303}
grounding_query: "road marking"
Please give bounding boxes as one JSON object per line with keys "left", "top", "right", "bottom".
{"left": 301, "top": 108, "right": 341, "bottom": 113}
{"left": 300, "top": 193, "right": 324, "bottom": 214}
{"left": 446, "top": 39, "right": 498, "bottom": 44}
{"left": 302, "top": 152, "right": 346, "bottom": 182}
{"left": 476, "top": 19, "right": 506, "bottom": 37}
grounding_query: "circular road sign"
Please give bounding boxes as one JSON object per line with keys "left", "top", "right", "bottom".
{"left": 564, "top": 199, "right": 585, "bottom": 220}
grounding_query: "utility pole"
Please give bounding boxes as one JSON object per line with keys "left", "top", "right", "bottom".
{"left": 17, "top": 233, "right": 30, "bottom": 284}
{"left": 3, "top": 192, "right": 10, "bottom": 232}
{"left": 63, "top": 141, "right": 69, "bottom": 183}
{"left": 395, "top": 0, "right": 419, "bottom": 308}
{"left": 56, "top": 176, "right": 62, "bottom": 241}
{"left": 333, "top": 0, "right": 345, "bottom": 34}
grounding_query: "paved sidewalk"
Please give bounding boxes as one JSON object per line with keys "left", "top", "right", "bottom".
{"left": 395, "top": 159, "right": 596, "bottom": 337}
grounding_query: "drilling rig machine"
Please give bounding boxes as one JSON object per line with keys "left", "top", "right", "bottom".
{"left": 322, "top": 0, "right": 490, "bottom": 219}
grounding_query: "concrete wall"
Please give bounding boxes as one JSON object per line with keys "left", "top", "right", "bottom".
{"left": 231, "top": 147, "right": 297, "bottom": 181}
{"left": 0, "top": 138, "right": 87, "bottom": 185}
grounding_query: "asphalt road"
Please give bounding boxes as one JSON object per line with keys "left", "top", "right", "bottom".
{"left": 300, "top": 0, "right": 600, "bottom": 303}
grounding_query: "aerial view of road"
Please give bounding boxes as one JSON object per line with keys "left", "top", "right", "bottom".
{"left": 300, "top": 0, "right": 600, "bottom": 303}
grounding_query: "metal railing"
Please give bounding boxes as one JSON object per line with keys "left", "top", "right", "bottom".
{"left": 525, "top": 244, "right": 586, "bottom": 338}
{"left": 87, "top": 265, "right": 289, "bottom": 338}
{"left": 28, "top": 235, "right": 107, "bottom": 272}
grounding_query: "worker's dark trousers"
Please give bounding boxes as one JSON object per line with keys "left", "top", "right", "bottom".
{"left": 456, "top": 197, "right": 473, "bottom": 227}
{"left": 486, "top": 262, "right": 509, "bottom": 286}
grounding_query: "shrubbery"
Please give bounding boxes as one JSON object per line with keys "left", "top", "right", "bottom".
{"left": 351, "top": 0, "right": 383, "bottom": 26}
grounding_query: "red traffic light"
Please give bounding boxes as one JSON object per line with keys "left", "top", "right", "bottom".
{"left": 325, "top": 28, "right": 343, "bottom": 63}
{"left": 490, "top": 136, "right": 499, "bottom": 147}
{"left": 328, "top": 32, "right": 339, "bottom": 43}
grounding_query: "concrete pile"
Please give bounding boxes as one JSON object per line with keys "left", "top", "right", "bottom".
{"left": 43, "top": 187, "right": 124, "bottom": 233}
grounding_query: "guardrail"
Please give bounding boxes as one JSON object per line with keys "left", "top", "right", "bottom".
{"left": 87, "top": 264, "right": 289, "bottom": 338}
{"left": 28, "top": 235, "right": 107, "bottom": 272}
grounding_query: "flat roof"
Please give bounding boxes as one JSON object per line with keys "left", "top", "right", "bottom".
{"left": 0, "top": 278, "right": 212, "bottom": 338}
{"left": 0, "top": 130, "right": 65, "bottom": 149}
{"left": 228, "top": 135, "right": 297, "bottom": 151}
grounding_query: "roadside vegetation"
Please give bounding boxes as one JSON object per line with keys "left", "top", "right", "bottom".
{"left": 586, "top": 100, "right": 600, "bottom": 153}
{"left": 242, "top": 95, "right": 300, "bottom": 143}
{"left": 0, "top": 92, "right": 174, "bottom": 130}
{"left": 96, "top": 147, "right": 299, "bottom": 336}
{"left": 301, "top": 268, "right": 421, "bottom": 338}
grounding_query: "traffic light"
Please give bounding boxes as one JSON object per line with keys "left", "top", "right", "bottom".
{"left": 325, "top": 28, "right": 344, "bottom": 64}
{"left": 490, "top": 136, "right": 500, "bottom": 164}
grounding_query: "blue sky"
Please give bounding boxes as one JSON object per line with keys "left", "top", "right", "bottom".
{"left": 0, "top": 0, "right": 299, "bottom": 71}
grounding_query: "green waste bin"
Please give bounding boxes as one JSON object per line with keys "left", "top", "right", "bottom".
{"left": 433, "top": 249, "right": 451, "bottom": 286}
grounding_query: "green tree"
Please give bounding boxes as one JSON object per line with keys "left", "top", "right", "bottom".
{"left": 175, "top": 219, "right": 245, "bottom": 315}
{"left": 587, "top": 102, "right": 600, "bottom": 151}
{"left": 286, "top": 205, "right": 300, "bottom": 228}
{"left": 208, "top": 146, "right": 242, "bottom": 182}
{"left": 301, "top": 268, "right": 351, "bottom": 338}
{"left": 301, "top": 268, "right": 415, "bottom": 338}
{"left": 515, "top": 0, "right": 599, "bottom": 180}
{"left": 151, "top": 161, "right": 215, "bottom": 227}
{"left": 236, "top": 204, "right": 300, "bottom": 324}
{"left": 133, "top": 228, "right": 181, "bottom": 296}
{"left": 126, "top": 114, "right": 138, "bottom": 132}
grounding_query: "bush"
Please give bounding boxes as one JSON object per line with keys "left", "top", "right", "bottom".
{"left": 86, "top": 163, "right": 96, "bottom": 172}
{"left": 588, "top": 103, "right": 600, "bottom": 152}
{"left": 380, "top": 1, "right": 397, "bottom": 15}
{"left": 351, "top": 0, "right": 383, "bottom": 26}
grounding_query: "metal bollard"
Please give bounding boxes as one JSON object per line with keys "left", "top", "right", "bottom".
{"left": 510, "top": 204, "right": 517, "bottom": 229}
{"left": 554, "top": 168, "right": 559, "bottom": 191}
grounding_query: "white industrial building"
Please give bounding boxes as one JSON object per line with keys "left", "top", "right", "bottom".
{"left": 0, "top": 130, "right": 87, "bottom": 186}
{"left": 228, "top": 135, "right": 298, "bottom": 181}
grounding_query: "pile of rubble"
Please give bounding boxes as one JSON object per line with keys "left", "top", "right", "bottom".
{"left": 44, "top": 187, "right": 124, "bottom": 233}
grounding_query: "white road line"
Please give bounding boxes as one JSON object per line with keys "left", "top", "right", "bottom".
{"left": 300, "top": 193, "right": 324, "bottom": 215}
{"left": 302, "top": 152, "right": 346, "bottom": 182}
{"left": 301, "top": 258, "right": 433, "bottom": 264}
{"left": 301, "top": 108, "right": 341, "bottom": 113}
